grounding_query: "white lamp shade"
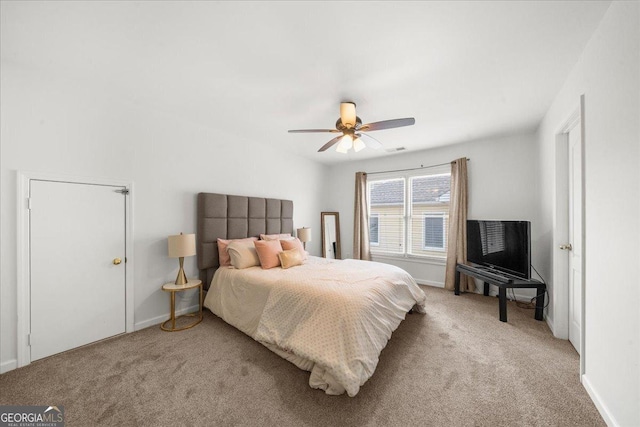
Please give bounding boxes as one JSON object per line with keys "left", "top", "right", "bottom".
{"left": 168, "top": 233, "right": 196, "bottom": 258}
{"left": 297, "top": 227, "right": 311, "bottom": 243}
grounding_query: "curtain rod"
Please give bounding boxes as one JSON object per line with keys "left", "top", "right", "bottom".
{"left": 366, "top": 158, "right": 470, "bottom": 176}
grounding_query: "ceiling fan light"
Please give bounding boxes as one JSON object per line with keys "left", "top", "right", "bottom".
{"left": 336, "top": 134, "right": 353, "bottom": 153}
{"left": 340, "top": 102, "right": 357, "bottom": 128}
{"left": 353, "top": 137, "right": 366, "bottom": 152}
{"left": 335, "top": 144, "right": 349, "bottom": 154}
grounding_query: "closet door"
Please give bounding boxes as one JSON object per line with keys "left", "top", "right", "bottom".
{"left": 30, "top": 180, "right": 126, "bottom": 361}
{"left": 567, "top": 126, "right": 583, "bottom": 354}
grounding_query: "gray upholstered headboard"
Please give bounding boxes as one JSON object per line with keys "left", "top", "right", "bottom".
{"left": 197, "top": 192, "right": 294, "bottom": 289}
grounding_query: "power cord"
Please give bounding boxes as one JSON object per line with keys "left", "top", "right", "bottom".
{"left": 509, "top": 265, "right": 549, "bottom": 310}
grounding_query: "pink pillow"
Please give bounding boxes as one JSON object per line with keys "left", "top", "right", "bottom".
{"left": 280, "top": 238, "right": 307, "bottom": 260}
{"left": 260, "top": 233, "right": 292, "bottom": 241}
{"left": 254, "top": 240, "right": 283, "bottom": 269}
{"left": 217, "top": 237, "right": 258, "bottom": 266}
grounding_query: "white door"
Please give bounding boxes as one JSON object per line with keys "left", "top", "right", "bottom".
{"left": 30, "top": 180, "right": 126, "bottom": 361}
{"left": 568, "top": 125, "right": 583, "bottom": 354}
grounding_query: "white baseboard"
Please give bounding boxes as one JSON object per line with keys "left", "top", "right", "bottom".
{"left": 1, "top": 359, "right": 18, "bottom": 374}
{"left": 582, "top": 374, "right": 618, "bottom": 427}
{"left": 413, "top": 281, "right": 535, "bottom": 304}
{"left": 545, "top": 314, "right": 555, "bottom": 334}
{"left": 134, "top": 304, "right": 200, "bottom": 331}
{"left": 482, "top": 288, "right": 537, "bottom": 303}
{"left": 415, "top": 279, "right": 444, "bottom": 288}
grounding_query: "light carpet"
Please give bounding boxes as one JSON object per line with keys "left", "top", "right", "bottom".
{"left": 0, "top": 286, "right": 604, "bottom": 426}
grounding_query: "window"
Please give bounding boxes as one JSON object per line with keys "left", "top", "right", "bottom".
{"left": 368, "top": 167, "right": 450, "bottom": 258}
{"left": 422, "top": 214, "right": 446, "bottom": 251}
{"left": 368, "top": 178, "right": 405, "bottom": 254}
{"left": 369, "top": 214, "right": 380, "bottom": 245}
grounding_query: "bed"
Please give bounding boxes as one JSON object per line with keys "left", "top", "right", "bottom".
{"left": 197, "top": 192, "right": 426, "bottom": 396}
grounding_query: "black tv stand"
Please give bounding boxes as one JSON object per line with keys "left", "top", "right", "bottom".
{"left": 455, "top": 263, "right": 545, "bottom": 322}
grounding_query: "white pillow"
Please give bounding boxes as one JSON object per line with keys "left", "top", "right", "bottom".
{"left": 227, "top": 240, "right": 260, "bottom": 269}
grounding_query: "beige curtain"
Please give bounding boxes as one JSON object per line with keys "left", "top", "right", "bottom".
{"left": 444, "top": 158, "right": 476, "bottom": 292}
{"left": 353, "top": 172, "right": 371, "bottom": 261}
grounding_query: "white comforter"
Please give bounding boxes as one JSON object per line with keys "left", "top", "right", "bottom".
{"left": 203, "top": 256, "right": 426, "bottom": 396}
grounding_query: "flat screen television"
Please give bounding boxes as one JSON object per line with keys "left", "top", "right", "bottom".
{"left": 467, "top": 220, "right": 531, "bottom": 279}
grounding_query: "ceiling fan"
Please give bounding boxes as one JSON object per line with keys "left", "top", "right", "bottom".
{"left": 288, "top": 102, "right": 415, "bottom": 153}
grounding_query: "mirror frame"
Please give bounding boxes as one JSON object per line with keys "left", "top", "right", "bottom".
{"left": 321, "top": 212, "right": 341, "bottom": 259}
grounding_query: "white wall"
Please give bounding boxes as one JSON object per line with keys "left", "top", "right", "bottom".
{"left": 0, "top": 63, "right": 328, "bottom": 372}
{"left": 325, "top": 132, "right": 541, "bottom": 293}
{"left": 537, "top": 2, "right": 639, "bottom": 425}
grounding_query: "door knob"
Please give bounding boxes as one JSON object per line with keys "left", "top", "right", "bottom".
{"left": 559, "top": 244, "right": 573, "bottom": 251}
{"left": 113, "top": 258, "right": 122, "bottom": 265}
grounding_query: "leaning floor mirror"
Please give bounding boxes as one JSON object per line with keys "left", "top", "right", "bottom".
{"left": 321, "top": 212, "right": 341, "bottom": 259}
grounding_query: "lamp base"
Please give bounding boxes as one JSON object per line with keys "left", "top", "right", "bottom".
{"left": 175, "top": 257, "right": 188, "bottom": 286}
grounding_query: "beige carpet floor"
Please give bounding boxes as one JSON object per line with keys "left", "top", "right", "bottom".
{"left": 0, "top": 286, "right": 604, "bottom": 426}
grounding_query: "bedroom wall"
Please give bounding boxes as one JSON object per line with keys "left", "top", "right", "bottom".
{"left": 324, "top": 131, "right": 541, "bottom": 293}
{"left": 0, "top": 63, "right": 328, "bottom": 372}
{"left": 536, "top": 2, "right": 639, "bottom": 425}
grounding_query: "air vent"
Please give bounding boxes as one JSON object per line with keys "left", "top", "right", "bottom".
{"left": 385, "top": 147, "right": 406, "bottom": 153}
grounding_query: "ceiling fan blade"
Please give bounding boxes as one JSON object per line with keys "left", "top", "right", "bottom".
{"left": 318, "top": 135, "right": 343, "bottom": 152}
{"left": 340, "top": 102, "right": 357, "bottom": 128}
{"left": 288, "top": 129, "right": 340, "bottom": 133}
{"left": 358, "top": 133, "right": 383, "bottom": 150}
{"left": 359, "top": 118, "right": 415, "bottom": 132}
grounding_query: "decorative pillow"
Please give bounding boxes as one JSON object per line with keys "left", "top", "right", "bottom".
{"left": 227, "top": 240, "right": 261, "bottom": 269}
{"left": 254, "top": 240, "right": 283, "bottom": 269}
{"left": 278, "top": 248, "right": 304, "bottom": 269}
{"left": 260, "top": 233, "right": 293, "bottom": 241}
{"left": 280, "top": 238, "right": 307, "bottom": 259}
{"left": 217, "top": 237, "right": 258, "bottom": 266}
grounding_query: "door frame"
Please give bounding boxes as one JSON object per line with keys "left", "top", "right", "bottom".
{"left": 16, "top": 171, "right": 134, "bottom": 368}
{"left": 552, "top": 95, "right": 586, "bottom": 376}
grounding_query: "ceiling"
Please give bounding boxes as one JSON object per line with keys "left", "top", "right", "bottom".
{"left": 1, "top": 1, "right": 611, "bottom": 164}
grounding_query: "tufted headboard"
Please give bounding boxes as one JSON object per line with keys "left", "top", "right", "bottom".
{"left": 197, "top": 193, "right": 294, "bottom": 289}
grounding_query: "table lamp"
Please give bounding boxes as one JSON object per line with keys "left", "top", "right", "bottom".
{"left": 297, "top": 227, "right": 311, "bottom": 249}
{"left": 168, "top": 232, "right": 196, "bottom": 286}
